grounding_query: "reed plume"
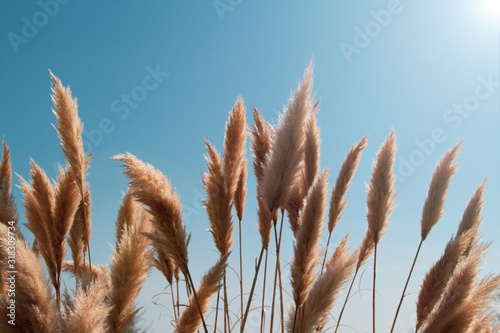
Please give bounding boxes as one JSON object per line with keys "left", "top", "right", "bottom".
{"left": 19, "top": 162, "right": 80, "bottom": 305}
{"left": 250, "top": 107, "right": 273, "bottom": 185}
{"left": 114, "top": 153, "right": 210, "bottom": 332}
{"left": 0, "top": 224, "right": 58, "bottom": 333}
{"left": 367, "top": 129, "right": 396, "bottom": 244}
{"left": 431, "top": 274, "right": 500, "bottom": 333}
{"left": 234, "top": 157, "right": 247, "bottom": 223}
{"left": 291, "top": 236, "right": 357, "bottom": 333}
{"left": 390, "top": 143, "right": 461, "bottom": 332}
{"left": 63, "top": 268, "right": 111, "bottom": 333}
{"left": 115, "top": 189, "right": 143, "bottom": 249}
{"left": 421, "top": 244, "right": 488, "bottom": 332}
{"left": 416, "top": 180, "right": 486, "bottom": 329}
{"left": 202, "top": 140, "right": 234, "bottom": 256}
{"left": 367, "top": 129, "right": 397, "bottom": 333}
{"left": 457, "top": 180, "right": 486, "bottom": 255}
{"left": 114, "top": 153, "right": 189, "bottom": 275}
{"left": 303, "top": 111, "right": 321, "bottom": 191}
{"left": 415, "top": 231, "right": 472, "bottom": 330}
{"left": 203, "top": 100, "right": 247, "bottom": 329}
{"left": 322, "top": 136, "right": 367, "bottom": 271}
{"left": 53, "top": 166, "right": 81, "bottom": 303}
{"left": 250, "top": 107, "right": 277, "bottom": 246}
{"left": 420, "top": 143, "right": 462, "bottom": 240}
{"left": 68, "top": 187, "right": 91, "bottom": 277}
{"left": 51, "top": 70, "right": 92, "bottom": 272}
{"left": 0, "top": 139, "right": 19, "bottom": 229}
{"left": 223, "top": 96, "right": 247, "bottom": 201}
{"left": 234, "top": 156, "right": 247, "bottom": 323}
{"left": 108, "top": 203, "right": 151, "bottom": 333}
{"left": 289, "top": 170, "right": 328, "bottom": 331}
{"left": 258, "top": 63, "right": 313, "bottom": 215}
{"left": 176, "top": 255, "right": 228, "bottom": 333}
{"left": 285, "top": 110, "right": 322, "bottom": 238}
{"left": 328, "top": 136, "right": 367, "bottom": 235}
{"left": 242, "top": 65, "right": 316, "bottom": 332}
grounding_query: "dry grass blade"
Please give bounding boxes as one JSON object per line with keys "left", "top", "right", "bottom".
{"left": 421, "top": 243, "right": 488, "bottom": 332}
{"left": 202, "top": 140, "right": 234, "bottom": 256}
{"left": 176, "top": 255, "right": 228, "bottom": 333}
{"left": 114, "top": 153, "right": 190, "bottom": 275}
{"left": 328, "top": 136, "right": 367, "bottom": 234}
{"left": 0, "top": 224, "right": 57, "bottom": 333}
{"left": 292, "top": 236, "right": 357, "bottom": 333}
{"left": 259, "top": 63, "right": 313, "bottom": 214}
{"left": 290, "top": 170, "right": 328, "bottom": 309}
{"left": 421, "top": 142, "right": 462, "bottom": 241}
{"left": 0, "top": 138, "right": 19, "bottom": 228}
{"left": 223, "top": 96, "right": 247, "bottom": 200}
{"left": 108, "top": 208, "right": 152, "bottom": 333}
{"left": 367, "top": 129, "right": 397, "bottom": 244}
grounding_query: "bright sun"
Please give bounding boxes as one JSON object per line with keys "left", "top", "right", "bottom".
{"left": 483, "top": 0, "right": 500, "bottom": 19}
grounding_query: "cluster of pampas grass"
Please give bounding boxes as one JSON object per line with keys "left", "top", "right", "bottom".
{"left": 0, "top": 64, "right": 499, "bottom": 333}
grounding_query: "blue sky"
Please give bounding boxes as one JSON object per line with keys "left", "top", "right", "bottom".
{"left": 1, "top": 1, "right": 499, "bottom": 332}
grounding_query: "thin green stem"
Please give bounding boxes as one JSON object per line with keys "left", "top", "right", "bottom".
{"left": 390, "top": 239, "right": 424, "bottom": 333}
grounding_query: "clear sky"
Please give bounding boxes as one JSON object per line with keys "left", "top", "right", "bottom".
{"left": 1, "top": 1, "right": 499, "bottom": 332}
